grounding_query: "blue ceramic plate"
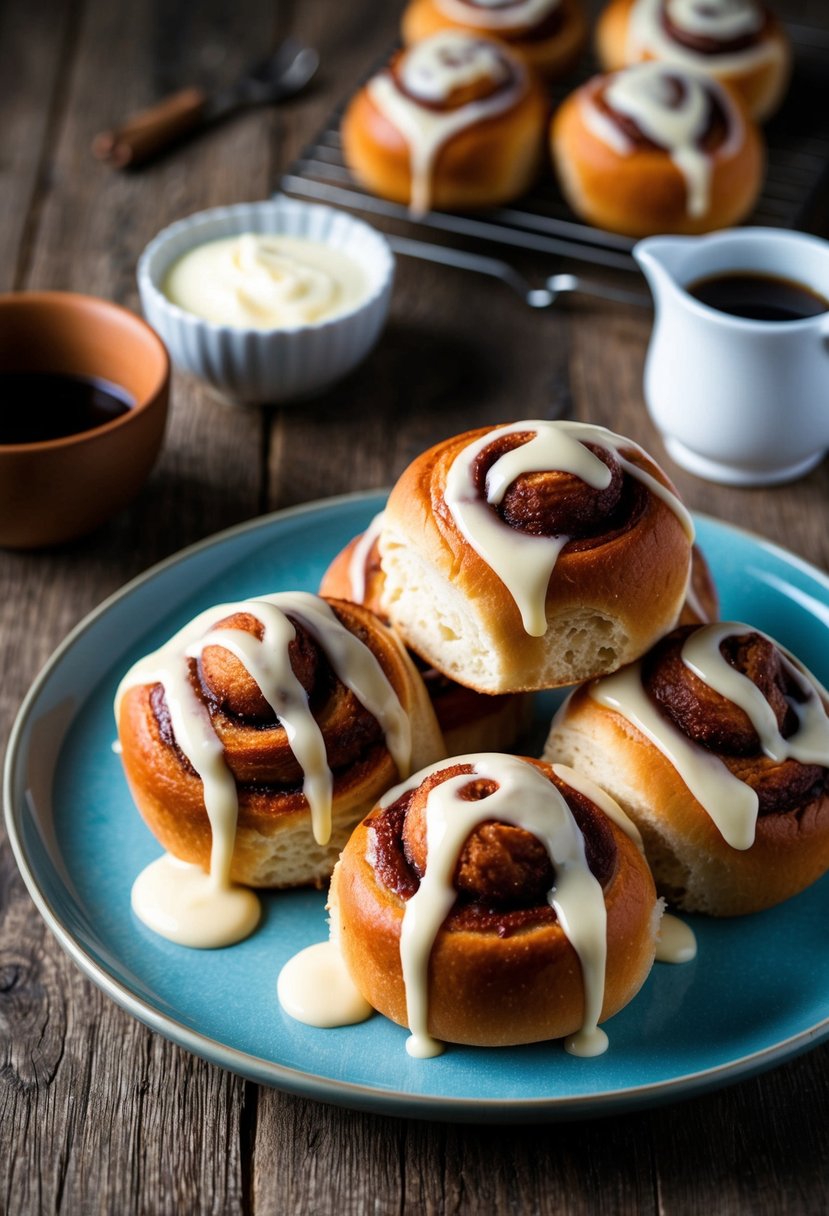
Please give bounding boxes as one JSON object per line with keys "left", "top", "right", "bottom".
{"left": 5, "top": 492, "right": 829, "bottom": 1122}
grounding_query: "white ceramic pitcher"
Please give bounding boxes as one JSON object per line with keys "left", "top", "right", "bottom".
{"left": 634, "top": 228, "right": 829, "bottom": 486}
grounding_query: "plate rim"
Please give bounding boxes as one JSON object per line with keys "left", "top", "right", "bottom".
{"left": 5, "top": 492, "right": 829, "bottom": 1122}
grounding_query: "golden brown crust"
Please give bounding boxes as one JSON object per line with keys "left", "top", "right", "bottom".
{"left": 319, "top": 534, "right": 386, "bottom": 617}
{"left": 546, "top": 671, "right": 829, "bottom": 916}
{"left": 550, "top": 72, "right": 764, "bottom": 237}
{"left": 330, "top": 756, "right": 658, "bottom": 1046}
{"left": 341, "top": 42, "right": 548, "bottom": 211}
{"left": 678, "top": 544, "right": 720, "bottom": 626}
{"left": 595, "top": 0, "right": 792, "bottom": 121}
{"left": 402, "top": 0, "right": 589, "bottom": 79}
{"left": 117, "top": 598, "right": 446, "bottom": 888}
{"left": 380, "top": 424, "right": 693, "bottom": 692}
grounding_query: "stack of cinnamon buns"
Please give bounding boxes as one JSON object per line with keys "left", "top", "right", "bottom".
{"left": 116, "top": 419, "right": 829, "bottom": 1054}
{"left": 341, "top": 0, "right": 791, "bottom": 235}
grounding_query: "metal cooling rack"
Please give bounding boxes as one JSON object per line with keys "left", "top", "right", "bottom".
{"left": 280, "top": 20, "right": 829, "bottom": 271}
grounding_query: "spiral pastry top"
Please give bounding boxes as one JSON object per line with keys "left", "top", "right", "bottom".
{"left": 116, "top": 592, "right": 445, "bottom": 907}
{"left": 596, "top": 0, "right": 791, "bottom": 120}
{"left": 433, "top": 0, "right": 564, "bottom": 31}
{"left": 630, "top": 0, "right": 780, "bottom": 66}
{"left": 578, "top": 63, "right": 744, "bottom": 218}
{"left": 330, "top": 753, "right": 659, "bottom": 1053}
{"left": 380, "top": 419, "right": 694, "bottom": 693}
{"left": 402, "top": 0, "right": 588, "bottom": 79}
{"left": 342, "top": 31, "right": 546, "bottom": 214}
{"left": 593, "top": 623, "right": 829, "bottom": 848}
{"left": 546, "top": 622, "right": 829, "bottom": 914}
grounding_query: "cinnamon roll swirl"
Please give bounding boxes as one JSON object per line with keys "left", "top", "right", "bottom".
{"left": 379, "top": 419, "right": 694, "bottom": 693}
{"left": 545, "top": 622, "right": 829, "bottom": 915}
{"left": 551, "top": 62, "right": 764, "bottom": 236}
{"left": 341, "top": 31, "right": 547, "bottom": 214}
{"left": 319, "top": 516, "right": 532, "bottom": 754}
{"left": 402, "top": 0, "right": 588, "bottom": 80}
{"left": 116, "top": 592, "right": 445, "bottom": 893}
{"left": 328, "top": 753, "right": 659, "bottom": 1052}
{"left": 596, "top": 0, "right": 791, "bottom": 121}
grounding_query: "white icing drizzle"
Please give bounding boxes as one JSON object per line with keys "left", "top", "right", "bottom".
{"left": 591, "top": 63, "right": 736, "bottom": 217}
{"left": 628, "top": 0, "right": 781, "bottom": 74}
{"left": 667, "top": 0, "right": 761, "bottom": 39}
{"left": 551, "top": 762, "right": 644, "bottom": 851}
{"left": 682, "top": 622, "right": 829, "bottom": 765}
{"left": 277, "top": 941, "right": 373, "bottom": 1027}
{"left": 590, "top": 623, "right": 829, "bottom": 850}
{"left": 117, "top": 592, "right": 412, "bottom": 947}
{"left": 379, "top": 754, "right": 611, "bottom": 1059}
{"left": 131, "top": 853, "right": 260, "bottom": 948}
{"left": 656, "top": 912, "right": 697, "bottom": 963}
{"left": 443, "top": 419, "right": 694, "bottom": 637}
{"left": 434, "top": 0, "right": 562, "bottom": 31}
{"left": 347, "top": 511, "right": 386, "bottom": 604}
{"left": 367, "top": 32, "right": 524, "bottom": 214}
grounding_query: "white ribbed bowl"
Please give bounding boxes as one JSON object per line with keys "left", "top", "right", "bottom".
{"left": 137, "top": 198, "right": 394, "bottom": 405}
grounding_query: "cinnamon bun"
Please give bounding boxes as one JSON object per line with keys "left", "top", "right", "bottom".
{"left": 545, "top": 622, "right": 829, "bottom": 915}
{"left": 341, "top": 31, "right": 548, "bottom": 214}
{"left": 329, "top": 753, "right": 660, "bottom": 1053}
{"left": 551, "top": 62, "right": 764, "bottom": 236}
{"left": 402, "top": 0, "right": 588, "bottom": 80}
{"left": 378, "top": 419, "right": 695, "bottom": 693}
{"left": 596, "top": 0, "right": 791, "bottom": 121}
{"left": 116, "top": 592, "right": 445, "bottom": 893}
{"left": 319, "top": 516, "right": 532, "bottom": 753}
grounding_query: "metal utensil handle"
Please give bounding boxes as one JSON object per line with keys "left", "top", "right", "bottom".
{"left": 92, "top": 87, "right": 207, "bottom": 168}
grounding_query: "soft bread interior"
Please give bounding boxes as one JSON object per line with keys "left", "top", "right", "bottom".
{"left": 234, "top": 810, "right": 361, "bottom": 889}
{"left": 544, "top": 715, "right": 702, "bottom": 912}
{"left": 381, "top": 534, "right": 632, "bottom": 693}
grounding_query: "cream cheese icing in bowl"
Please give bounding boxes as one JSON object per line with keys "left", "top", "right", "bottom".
{"left": 138, "top": 197, "right": 394, "bottom": 405}
{"left": 162, "top": 233, "right": 370, "bottom": 329}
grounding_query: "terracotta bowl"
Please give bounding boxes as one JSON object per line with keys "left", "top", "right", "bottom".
{"left": 0, "top": 292, "right": 170, "bottom": 549}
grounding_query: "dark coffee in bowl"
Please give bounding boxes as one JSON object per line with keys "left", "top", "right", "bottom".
{"left": 687, "top": 271, "right": 829, "bottom": 322}
{"left": 0, "top": 372, "right": 134, "bottom": 444}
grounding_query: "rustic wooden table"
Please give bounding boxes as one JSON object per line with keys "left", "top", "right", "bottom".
{"left": 2, "top": 0, "right": 827, "bottom": 1212}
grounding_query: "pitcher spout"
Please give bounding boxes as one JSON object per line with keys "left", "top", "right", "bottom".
{"left": 633, "top": 236, "right": 697, "bottom": 303}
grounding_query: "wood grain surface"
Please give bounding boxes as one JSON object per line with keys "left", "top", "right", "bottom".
{"left": 1, "top": 0, "right": 827, "bottom": 1213}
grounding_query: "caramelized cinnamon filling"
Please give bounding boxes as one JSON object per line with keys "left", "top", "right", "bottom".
{"left": 199, "top": 612, "right": 319, "bottom": 722}
{"left": 471, "top": 433, "right": 647, "bottom": 548}
{"left": 643, "top": 625, "right": 828, "bottom": 814}
{"left": 596, "top": 77, "right": 729, "bottom": 153}
{"left": 368, "top": 767, "right": 617, "bottom": 936}
{"left": 150, "top": 611, "right": 386, "bottom": 790}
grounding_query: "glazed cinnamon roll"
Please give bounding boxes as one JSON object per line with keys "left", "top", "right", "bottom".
{"left": 545, "top": 622, "right": 829, "bottom": 915}
{"left": 378, "top": 419, "right": 695, "bottom": 693}
{"left": 596, "top": 0, "right": 791, "bottom": 121}
{"left": 551, "top": 62, "right": 764, "bottom": 236}
{"left": 341, "top": 31, "right": 548, "bottom": 214}
{"left": 329, "top": 753, "right": 660, "bottom": 1053}
{"left": 116, "top": 592, "right": 445, "bottom": 891}
{"left": 402, "top": 0, "right": 588, "bottom": 80}
{"left": 319, "top": 515, "right": 532, "bottom": 754}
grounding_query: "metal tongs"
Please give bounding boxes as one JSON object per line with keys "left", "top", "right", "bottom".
{"left": 387, "top": 235, "right": 651, "bottom": 310}
{"left": 93, "top": 38, "right": 319, "bottom": 168}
